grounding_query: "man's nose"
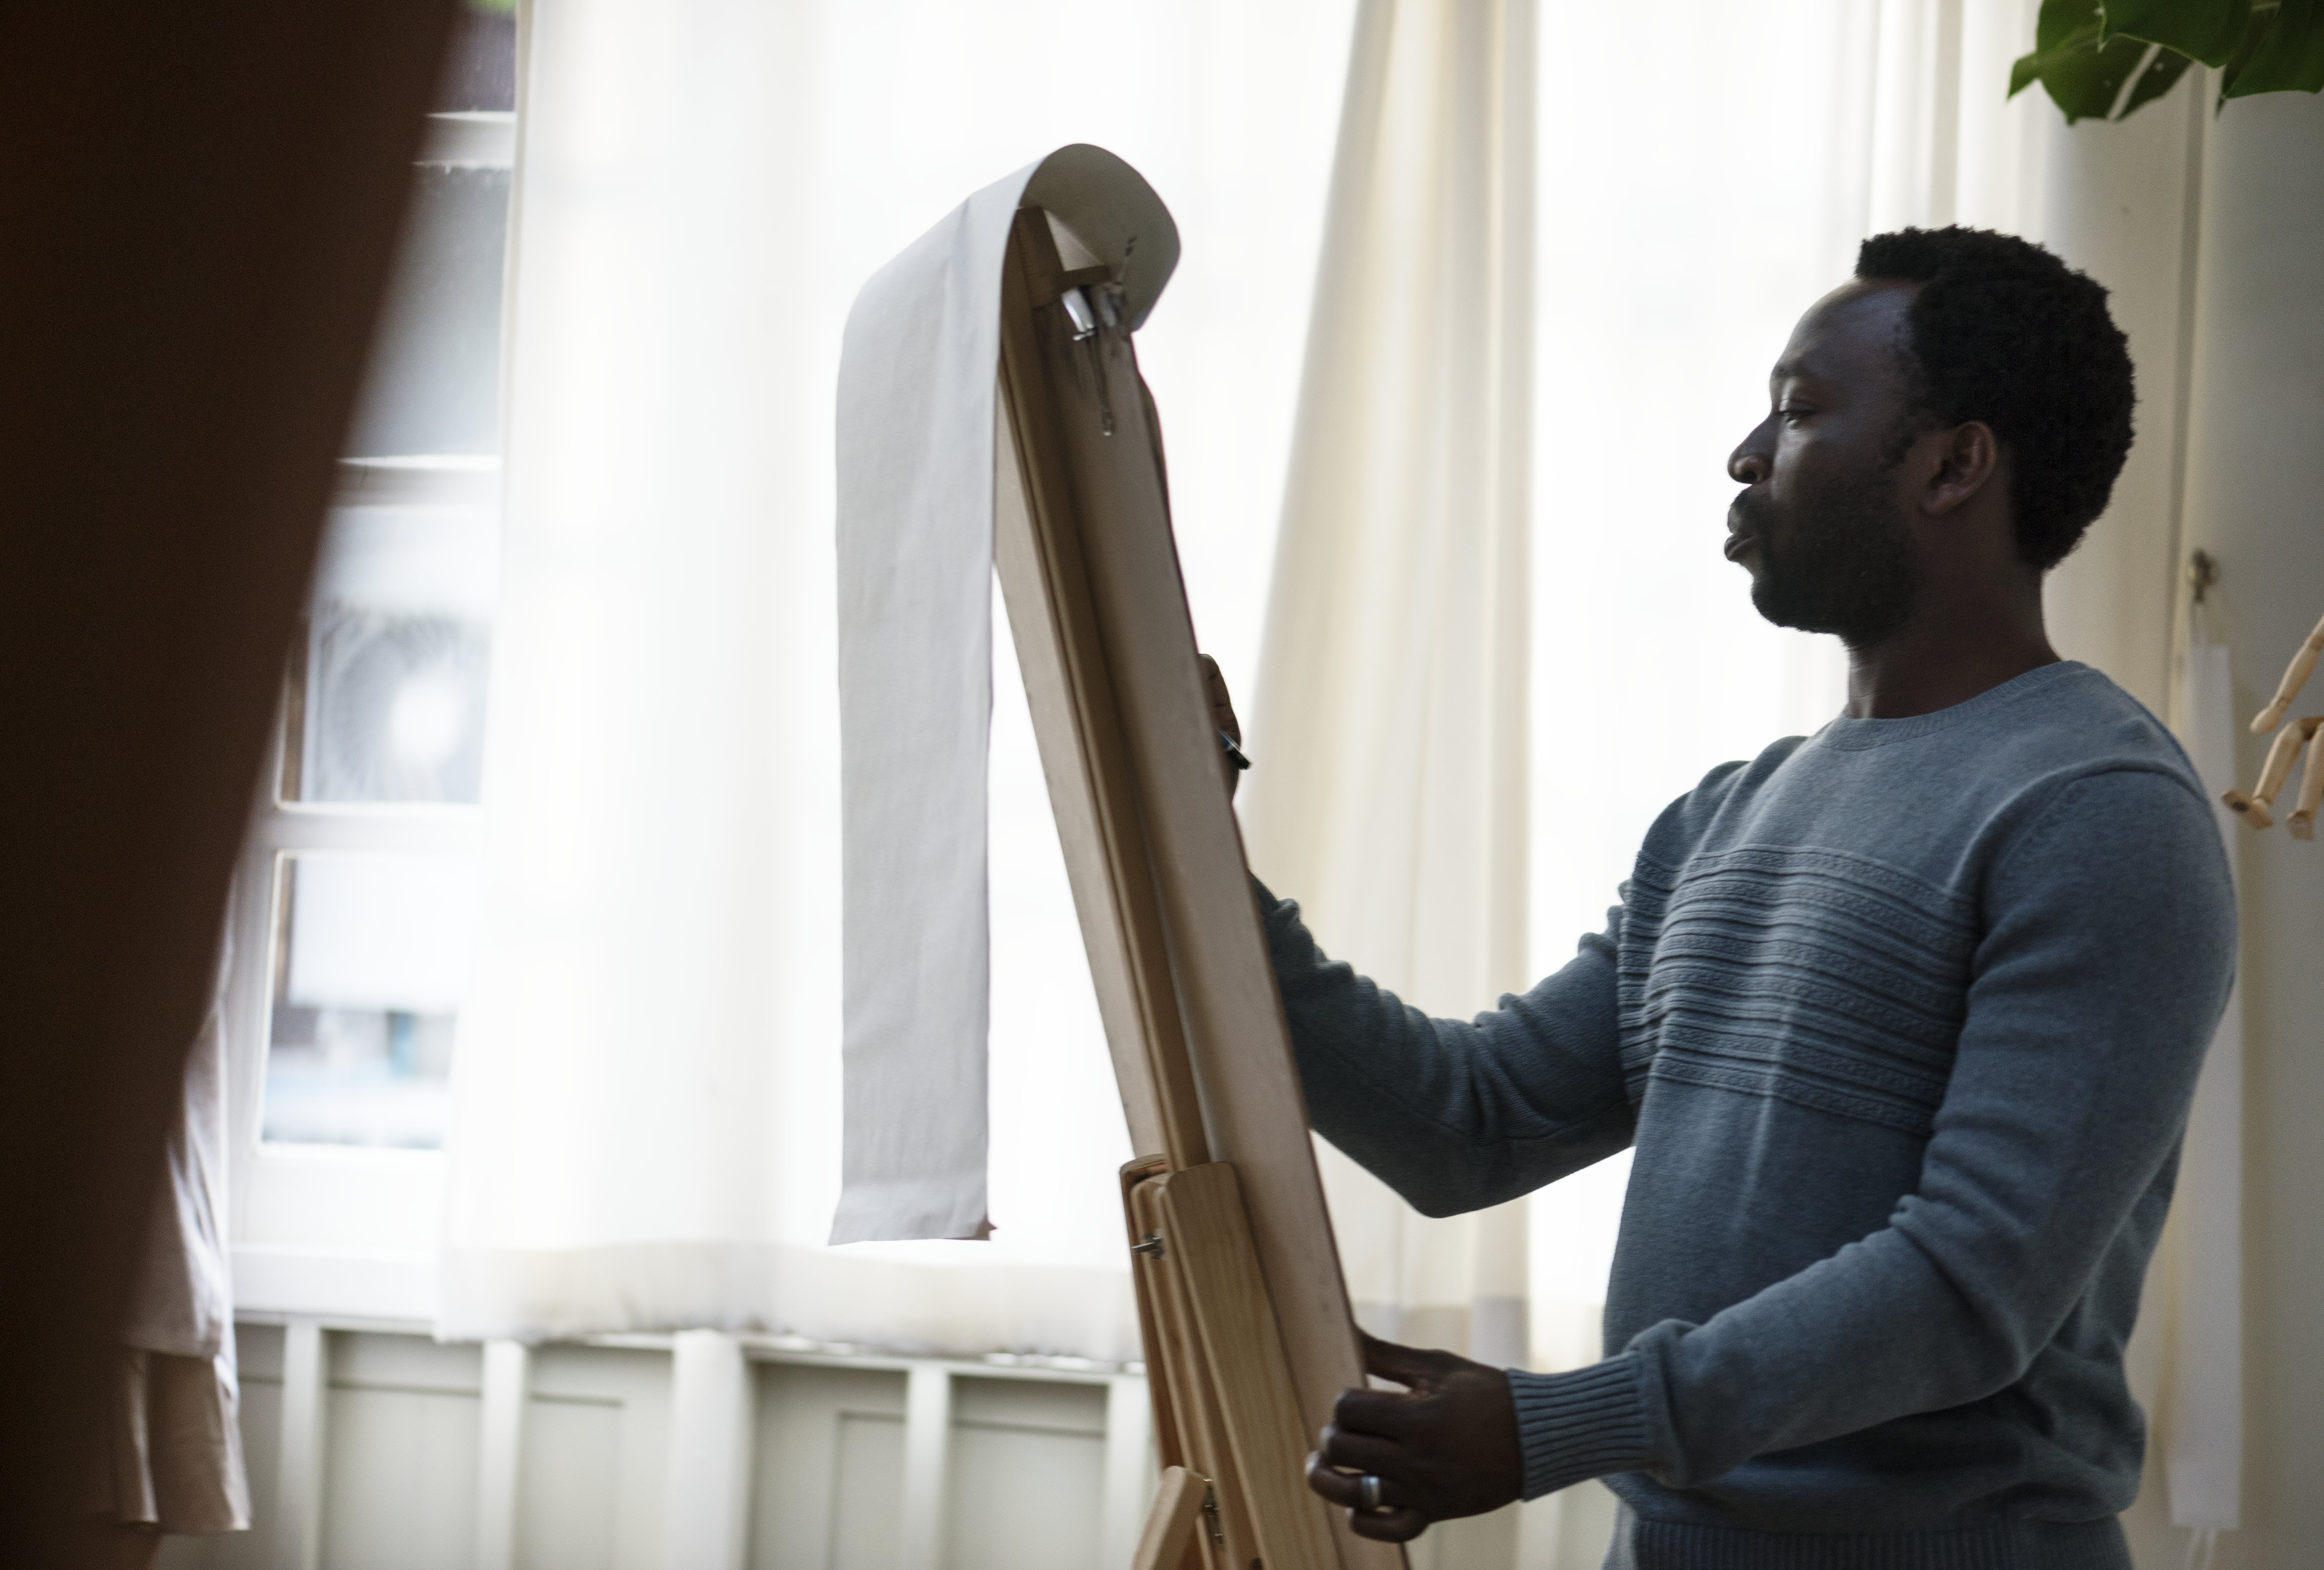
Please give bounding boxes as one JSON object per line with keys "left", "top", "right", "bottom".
{"left": 1728, "top": 431, "right": 1770, "bottom": 486}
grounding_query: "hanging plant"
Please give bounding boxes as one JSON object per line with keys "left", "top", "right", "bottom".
{"left": 2012, "top": 0, "right": 2324, "bottom": 123}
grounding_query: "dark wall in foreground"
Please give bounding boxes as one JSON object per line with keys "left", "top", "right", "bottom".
{"left": 0, "top": 1, "right": 454, "bottom": 1550}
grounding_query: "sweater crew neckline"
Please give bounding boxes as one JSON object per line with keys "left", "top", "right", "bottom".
{"left": 1816, "top": 661, "right": 2086, "bottom": 751}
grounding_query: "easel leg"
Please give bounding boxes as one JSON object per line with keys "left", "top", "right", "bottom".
{"left": 1133, "top": 1466, "right": 1209, "bottom": 1570}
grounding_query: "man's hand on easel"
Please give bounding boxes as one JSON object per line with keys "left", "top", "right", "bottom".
{"left": 1201, "top": 654, "right": 1247, "bottom": 801}
{"left": 1304, "top": 1331, "right": 1524, "bottom": 1543}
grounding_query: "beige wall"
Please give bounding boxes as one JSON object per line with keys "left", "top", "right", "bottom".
{"left": 2155, "top": 86, "right": 2324, "bottom": 1570}
{"left": 2029, "top": 82, "right": 2205, "bottom": 717}
{"left": 2023, "top": 79, "right": 2324, "bottom": 1570}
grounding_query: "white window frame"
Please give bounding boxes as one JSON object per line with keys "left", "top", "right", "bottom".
{"left": 226, "top": 104, "right": 519, "bottom": 1323}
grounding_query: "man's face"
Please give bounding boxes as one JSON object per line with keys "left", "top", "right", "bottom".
{"left": 1725, "top": 281, "right": 1925, "bottom": 648}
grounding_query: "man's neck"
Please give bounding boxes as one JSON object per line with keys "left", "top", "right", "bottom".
{"left": 1842, "top": 594, "right": 2060, "bottom": 720}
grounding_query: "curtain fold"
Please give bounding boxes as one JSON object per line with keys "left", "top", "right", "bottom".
{"left": 1239, "top": 7, "right": 1973, "bottom": 1566}
{"left": 440, "top": 0, "right": 849, "bottom": 1343}
{"left": 1236, "top": 8, "right": 1539, "bottom": 1563}
{"left": 113, "top": 929, "right": 249, "bottom": 1534}
{"left": 1239, "top": 0, "right": 1538, "bottom": 1404}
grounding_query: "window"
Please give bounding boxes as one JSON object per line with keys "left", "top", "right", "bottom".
{"left": 258, "top": 453, "right": 499, "bottom": 1153}
{"left": 248, "top": 7, "right": 514, "bottom": 1156}
{"left": 224, "top": 2, "right": 517, "bottom": 1312}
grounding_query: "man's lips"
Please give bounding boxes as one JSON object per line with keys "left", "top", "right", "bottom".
{"left": 1725, "top": 493, "right": 1766, "bottom": 562}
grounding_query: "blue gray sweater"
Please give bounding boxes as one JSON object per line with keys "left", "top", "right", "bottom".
{"left": 1260, "top": 662, "right": 2235, "bottom": 1569}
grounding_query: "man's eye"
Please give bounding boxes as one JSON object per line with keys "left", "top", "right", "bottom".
{"left": 1778, "top": 406, "right": 1812, "bottom": 425}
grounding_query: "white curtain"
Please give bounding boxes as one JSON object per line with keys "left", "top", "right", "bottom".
{"left": 1240, "top": 0, "right": 1538, "bottom": 1377}
{"left": 1241, "top": 5, "right": 1868, "bottom": 1565}
{"left": 1235, "top": 0, "right": 1539, "bottom": 1548}
{"left": 440, "top": 0, "right": 1357, "bottom": 1354}
{"left": 116, "top": 930, "right": 249, "bottom": 1533}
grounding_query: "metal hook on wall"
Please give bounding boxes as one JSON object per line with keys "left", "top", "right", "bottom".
{"left": 2188, "top": 549, "right": 2219, "bottom": 606}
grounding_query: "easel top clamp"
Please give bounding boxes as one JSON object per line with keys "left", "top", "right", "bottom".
{"left": 989, "top": 146, "right": 1402, "bottom": 1570}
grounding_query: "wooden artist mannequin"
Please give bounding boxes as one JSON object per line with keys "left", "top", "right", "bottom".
{"left": 2224, "top": 607, "right": 2324, "bottom": 837}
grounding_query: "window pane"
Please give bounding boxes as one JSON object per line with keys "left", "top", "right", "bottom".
{"left": 351, "top": 0, "right": 519, "bottom": 459}
{"left": 344, "top": 158, "right": 511, "bottom": 458}
{"left": 291, "top": 496, "right": 498, "bottom": 803}
{"left": 436, "top": 1, "right": 516, "bottom": 115}
{"left": 290, "top": 5, "right": 513, "bottom": 806}
{"left": 263, "top": 853, "right": 481, "bottom": 1149}
{"left": 290, "top": 0, "right": 515, "bottom": 803}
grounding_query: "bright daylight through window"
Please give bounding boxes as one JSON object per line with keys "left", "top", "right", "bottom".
{"left": 257, "top": 4, "right": 515, "bottom": 1149}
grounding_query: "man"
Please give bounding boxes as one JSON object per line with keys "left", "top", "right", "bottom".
{"left": 1221, "top": 227, "right": 2236, "bottom": 1568}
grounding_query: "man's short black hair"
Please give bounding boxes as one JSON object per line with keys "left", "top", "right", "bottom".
{"left": 1855, "top": 226, "right": 2133, "bottom": 570}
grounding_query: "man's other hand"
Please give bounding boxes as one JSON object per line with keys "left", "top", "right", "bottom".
{"left": 1201, "top": 654, "right": 1242, "bottom": 801}
{"left": 1304, "top": 1331, "right": 1525, "bottom": 1543}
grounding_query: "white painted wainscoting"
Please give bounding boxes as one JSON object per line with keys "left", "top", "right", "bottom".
{"left": 158, "top": 1319, "right": 1156, "bottom": 1570}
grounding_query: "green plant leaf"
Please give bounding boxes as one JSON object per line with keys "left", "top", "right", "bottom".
{"left": 2117, "top": 40, "right": 2200, "bottom": 110}
{"left": 2103, "top": 0, "right": 2253, "bottom": 64}
{"left": 2226, "top": 0, "right": 2324, "bottom": 93}
{"left": 2038, "top": 0, "right": 2105, "bottom": 50}
{"left": 2012, "top": 4, "right": 2160, "bottom": 119}
{"left": 2014, "top": 0, "right": 2323, "bottom": 116}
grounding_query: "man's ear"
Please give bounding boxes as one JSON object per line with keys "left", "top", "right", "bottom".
{"left": 1924, "top": 421, "right": 1999, "bottom": 517}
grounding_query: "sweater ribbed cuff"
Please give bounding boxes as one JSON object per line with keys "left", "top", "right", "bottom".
{"left": 1506, "top": 1355, "right": 1656, "bottom": 1500}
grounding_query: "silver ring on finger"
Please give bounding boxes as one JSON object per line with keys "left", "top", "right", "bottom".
{"left": 1359, "top": 1474, "right": 1385, "bottom": 1512}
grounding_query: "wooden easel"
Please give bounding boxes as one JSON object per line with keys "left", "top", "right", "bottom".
{"left": 990, "top": 203, "right": 1404, "bottom": 1570}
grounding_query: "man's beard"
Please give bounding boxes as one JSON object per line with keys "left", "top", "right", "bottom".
{"left": 1737, "top": 470, "right": 1921, "bottom": 648}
